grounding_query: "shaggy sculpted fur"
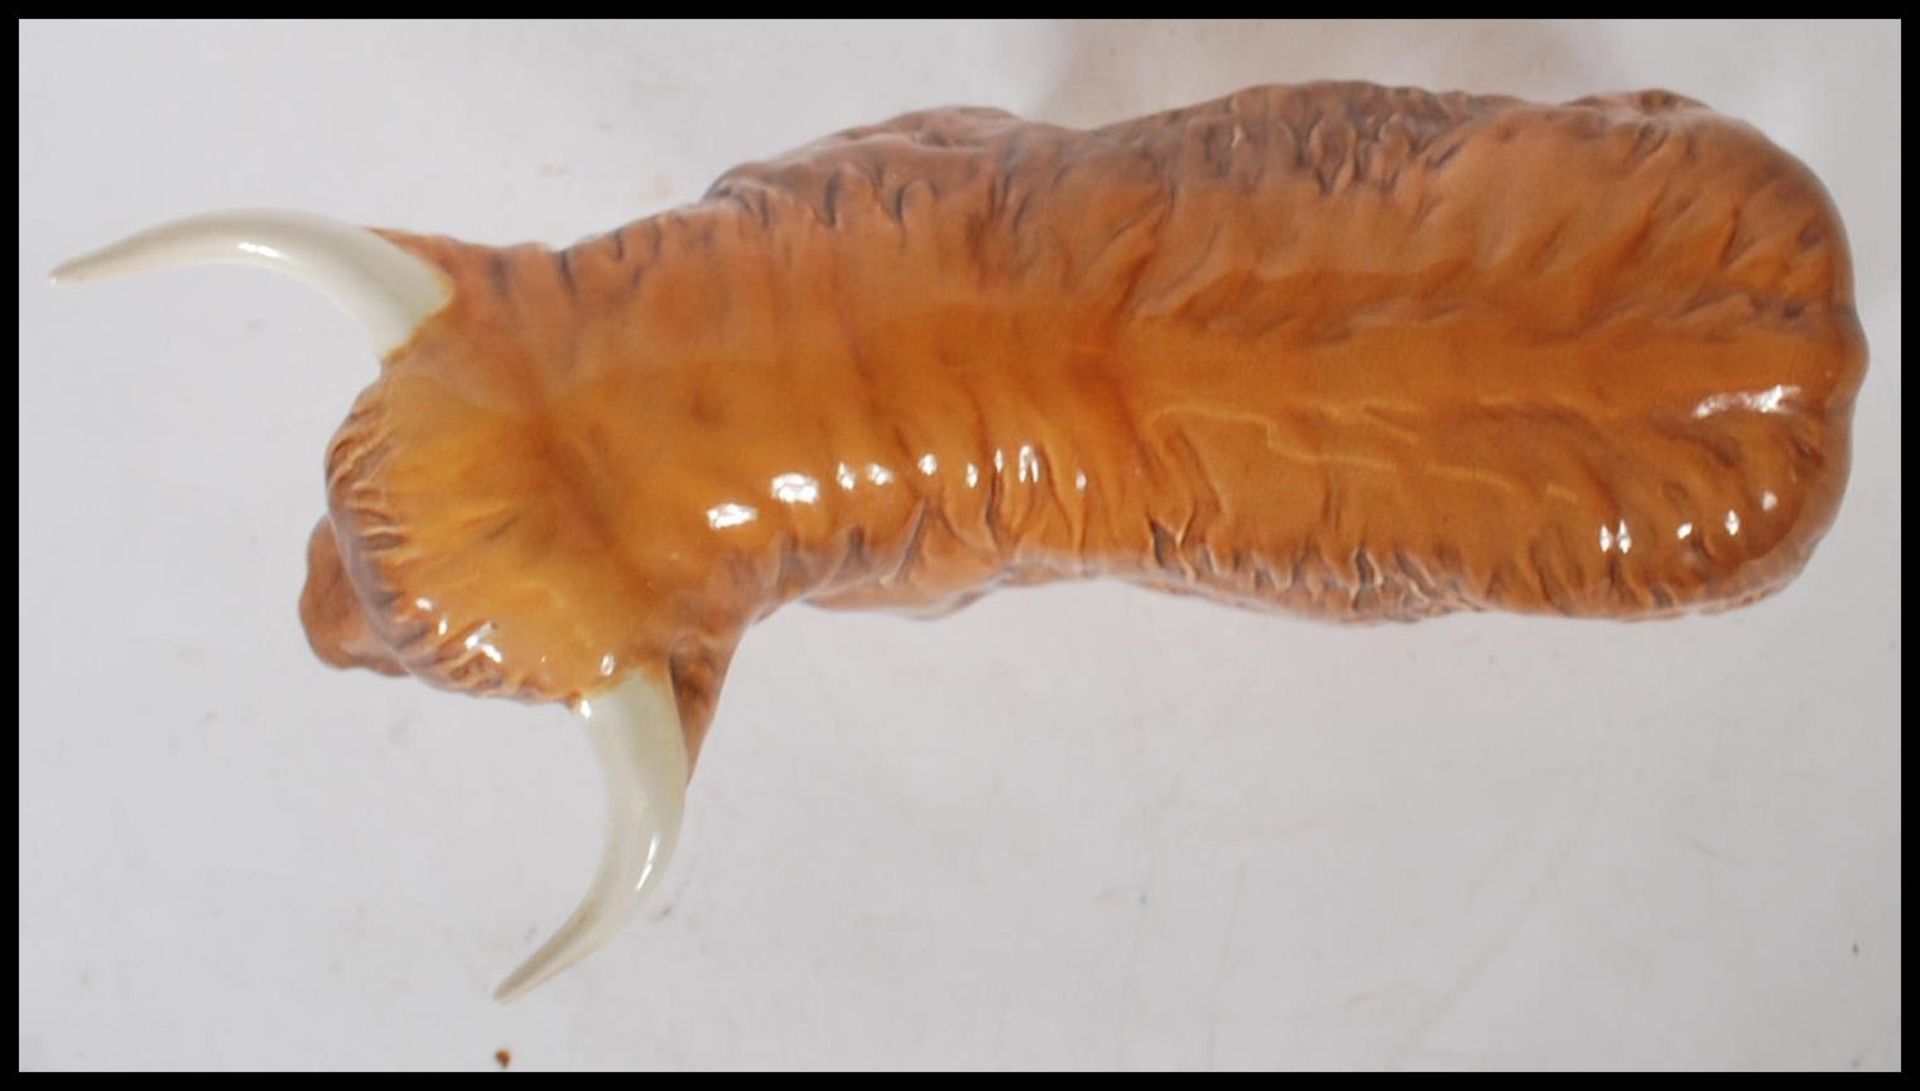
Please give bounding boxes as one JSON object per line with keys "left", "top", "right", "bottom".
{"left": 301, "top": 81, "right": 1866, "bottom": 759}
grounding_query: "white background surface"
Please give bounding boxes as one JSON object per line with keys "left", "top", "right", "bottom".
{"left": 18, "top": 20, "right": 1901, "bottom": 1071}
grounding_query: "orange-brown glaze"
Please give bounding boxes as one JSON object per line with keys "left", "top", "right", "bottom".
{"left": 300, "top": 82, "right": 1866, "bottom": 745}
{"left": 299, "top": 516, "right": 405, "bottom": 678}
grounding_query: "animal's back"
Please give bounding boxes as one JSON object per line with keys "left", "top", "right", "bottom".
{"left": 710, "top": 82, "right": 1868, "bottom": 622}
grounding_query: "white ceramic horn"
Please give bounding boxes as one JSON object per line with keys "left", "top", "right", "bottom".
{"left": 50, "top": 209, "right": 451, "bottom": 357}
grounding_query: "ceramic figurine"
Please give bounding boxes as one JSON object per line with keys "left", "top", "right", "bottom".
{"left": 51, "top": 81, "right": 1868, "bottom": 1000}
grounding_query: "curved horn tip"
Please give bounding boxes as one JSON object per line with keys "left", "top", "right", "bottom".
{"left": 47, "top": 257, "right": 93, "bottom": 286}
{"left": 44, "top": 209, "right": 451, "bottom": 356}
{"left": 492, "top": 670, "right": 689, "bottom": 1004}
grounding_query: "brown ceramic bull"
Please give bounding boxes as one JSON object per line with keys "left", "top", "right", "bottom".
{"left": 52, "top": 81, "right": 1868, "bottom": 999}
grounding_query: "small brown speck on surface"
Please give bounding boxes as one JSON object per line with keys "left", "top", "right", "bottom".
{"left": 495, "top": 1049, "right": 512, "bottom": 1069}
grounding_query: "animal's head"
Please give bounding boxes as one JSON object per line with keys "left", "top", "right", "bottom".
{"left": 51, "top": 210, "right": 714, "bottom": 1000}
